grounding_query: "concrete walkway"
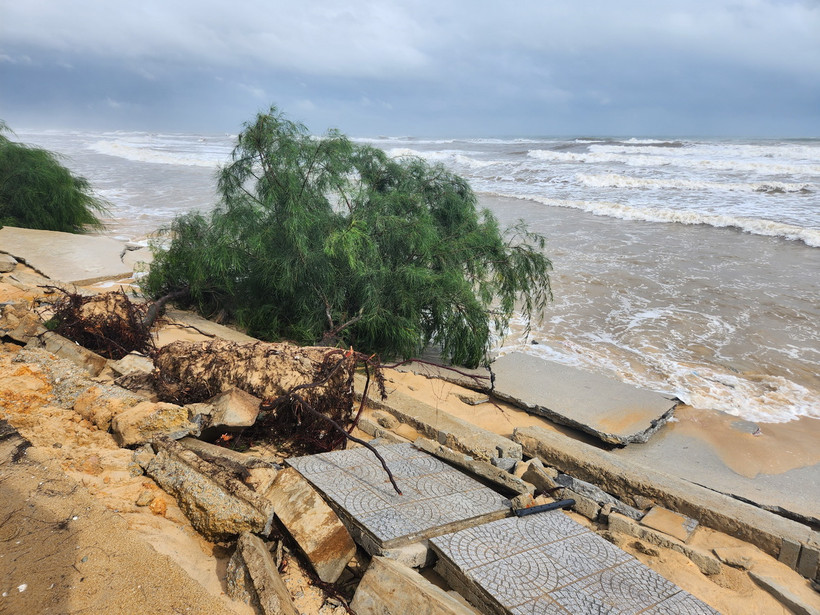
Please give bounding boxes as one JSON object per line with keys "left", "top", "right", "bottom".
{"left": 0, "top": 226, "right": 136, "bottom": 285}
{"left": 491, "top": 352, "right": 678, "bottom": 445}
{"left": 291, "top": 442, "right": 718, "bottom": 615}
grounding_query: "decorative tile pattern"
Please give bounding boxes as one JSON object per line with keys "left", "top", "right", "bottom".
{"left": 288, "top": 442, "right": 510, "bottom": 549}
{"left": 432, "top": 515, "right": 720, "bottom": 615}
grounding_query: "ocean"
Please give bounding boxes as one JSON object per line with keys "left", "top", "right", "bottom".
{"left": 14, "top": 130, "right": 820, "bottom": 424}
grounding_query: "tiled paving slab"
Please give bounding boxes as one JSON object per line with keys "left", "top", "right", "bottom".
{"left": 287, "top": 442, "right": 510, "bottom": 551}
{"left": 431, "top": 513, "right": 719, "bottom": 615}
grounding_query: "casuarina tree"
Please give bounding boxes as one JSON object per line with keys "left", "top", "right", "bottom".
{"left": 0, "top": 121, "right": 108, "bottom": 233}
{"left": 143, "top": 106, "right": 552, "bottom": 367}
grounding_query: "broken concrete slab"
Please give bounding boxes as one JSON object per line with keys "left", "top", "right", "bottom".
{"left": 144, "top": 439, "right": 274, "bottom": 541}
{"left": 178, "top": 437, "right": 281, "bottom": 494}
{"left": 27, "top": 331, "right": 107, "bottom": 376}
{"left": 111, "top": 401, "right": 199, "bottom": 447}
{"left": 356, "top": 373, "right": 521, "bottom": 461}
{"left": 287, "top": 443, "right": 510, "bottom": 555}
{"left": 431, "top": 512, "right": 719, "bottom": 615}
{"left": 264, "top": 467, "right": 356, "bottom": 584}
{"left": 513, "top": 425, "right": 818, "bottom": 565}
{"left": 414, "top": 437, "right": 534, "bottom": 496}
{"left": 351, "top": 556, "right": 479, "bottom": 615}
{"left": 0, "top": 252, "right": 17, "bottom": 272}
{"left": 0, "top": 226, "right": 133, "bottom": 285}
{"left": 608, "top": 512, "right": 721, "bottom": 576}
{"left": 492, "top": 352, "right": 677, "bottom": 445}
{"left": 712, "top": 547, "right": 756, "bottom": 570}
{"left": 226, "top": 532, "right": 299, "bottom": 615}
{"left": 641, "top": 506, "right": 699, "bottom": 544}
{"left": 749, "top": 570, "right": 820, "bottom": 615}
{"left": 555, "top": 473, "right": 643, "bottom": 520}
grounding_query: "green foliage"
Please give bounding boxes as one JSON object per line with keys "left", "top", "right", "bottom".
{"left": 0, "top": 122, "right": 108, "bottom": 233}
{"left": 144, "top": 106, "right": 552, "bottom": 366}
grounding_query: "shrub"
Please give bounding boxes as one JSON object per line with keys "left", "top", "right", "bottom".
{"left": 0, "top": 121, "right": 107, "bottom": 233}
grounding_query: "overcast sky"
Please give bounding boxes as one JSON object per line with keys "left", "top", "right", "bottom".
{"left": 1, "top": 0, "right": 818, "bottom": 137}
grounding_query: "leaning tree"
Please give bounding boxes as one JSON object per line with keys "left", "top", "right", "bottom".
{"left": 143, "top": 106, "right": 552, "bottom": 367}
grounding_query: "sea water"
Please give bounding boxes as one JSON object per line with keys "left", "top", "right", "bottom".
{"left": 14, "top": 131, "right": 820, "bottom": 423}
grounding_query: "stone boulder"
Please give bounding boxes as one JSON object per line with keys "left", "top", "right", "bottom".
{"left": 111, "top": 401, "right": 199, "bottom": 447}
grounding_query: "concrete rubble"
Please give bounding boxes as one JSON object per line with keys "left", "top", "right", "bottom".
{"left": 226, "top": 532, "right": 300, "bottom": 615}
{"left": 264, "top": 467, "right": 356, "bottom": 583}
{"left": 1, "top": 234, "right": 819, "bottom": 615}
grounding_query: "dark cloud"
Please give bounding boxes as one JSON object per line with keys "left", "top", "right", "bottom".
{"left": 1, "top": 0, "right": 818, "bottom": 136}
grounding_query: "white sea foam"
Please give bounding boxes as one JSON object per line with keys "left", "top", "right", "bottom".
{"left": 576, "top": 172, "right": 813, "bottom": 194}
{"left": 496, "top": 192, "right": 820, "bottom": 247}
{"left": 89, "top": 137, "right": 230, "bottom": 167}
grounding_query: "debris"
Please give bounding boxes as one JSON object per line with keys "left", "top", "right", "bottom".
{"left": 226, "top": 532, "right": 300, "bottom": 615}
{"left": 264, "top": 467, "right": 356, "bottom": 583}
{"left": 351, "top": 556, "right": 480, "bottom": 615}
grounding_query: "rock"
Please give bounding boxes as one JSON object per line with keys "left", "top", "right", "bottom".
{"left": 204, "top": 387, "right": 262, "bottom": 433}
{"left": 510, "top": 493, "right": 536, "bottom": 511}
{"left": 144, "top": 439, "right": 274, "bottom": 541}
{"left": 712, "top": 547, "right": 755, "bottom": 570}
{"left": 135, "top": 490, "right": 154, "bottom": 506}
{"left": 749, "top": 570, "right": 820, "bottom": 615}
{"left": 380, "top": 541, "right": 434, "bottom": 569}
{"left": 640, "top": 506, "right": 699, "bottom": 544}
{"left": 26, "top": 331, "right": 107, "bottom": 376}
{"left": 357, "top": 418, "right": 410, "bottom": 444}
{"left": 0, "top": 253, "right": 17, "bottom": 273}
{"left": 351, "top": 556, "right": 479, "bottom": 615}
{"left": 5, "top": 311, "right": 47, "bottom": 343}
{"left": 414, "top": 437, "right": 533, "bottom": 496}
{"left": 178, "top": 437, "right": 280, "bottom": 494}
{"left": 633, "top": 495, "right": 655, "bottom": 510}
{"left": 226, "top": 533, "right": 299, "bottom": 615}
{"left": 111, "top": 401, "right": 199, "bottom": 447}
{"left": 563, "top": 489, "right": 601, "bottom": 521}
{"left": 521, "top": 462, "right": 558, "bottom": 493}
{"left": 555, "top": 474, "right": 643, "bottom": 520}
{"left": 372, "top": 410, "right": 398, "bottom": 429}
{"left": 109, "top": 352, "right": 154, "bottom": 377}
{"left": 263, "top": 467, "right": 355, "bottom": 583}
{"left": 491, "top": 456, "right": 517, "bottom": 472}
{"left": 457, "top": 392, "right": 489, "bottom": 406}
{"left": 73, "top": 384, "right": 144, "bottom": 430}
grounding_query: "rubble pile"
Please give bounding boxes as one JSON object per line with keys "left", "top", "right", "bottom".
{"left": 1, "top": 265, "right": 818, "bottom": 615}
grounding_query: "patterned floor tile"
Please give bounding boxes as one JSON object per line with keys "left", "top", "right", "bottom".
{"left": 290, "top": 442, "right": 510, "bottom": 548}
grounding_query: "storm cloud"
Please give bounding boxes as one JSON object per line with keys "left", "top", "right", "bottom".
{"left": 1, "top": 0, "right": 818, "bottom": 136}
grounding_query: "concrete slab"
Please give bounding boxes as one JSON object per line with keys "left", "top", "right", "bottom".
{"left": 491, "top": 353, "right": 677, "bottom": 445}
{"left": 430, "top": 513, "right": 719, "bottom": 615}
{"left": 0, "top": 226, "right": 132, "bottom": 285}
{"left": 287, "top": 443, "right": 510, "bottom": 554}
{"left": 612, "top": 427, "right": 820, "bottom": 529}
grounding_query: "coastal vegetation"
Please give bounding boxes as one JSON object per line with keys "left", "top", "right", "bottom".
{"left": 144, "top": 106, "right": 552, "bottom": 367}
{"left": 0, "top": 121, "right": 108, "bottom": 233}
